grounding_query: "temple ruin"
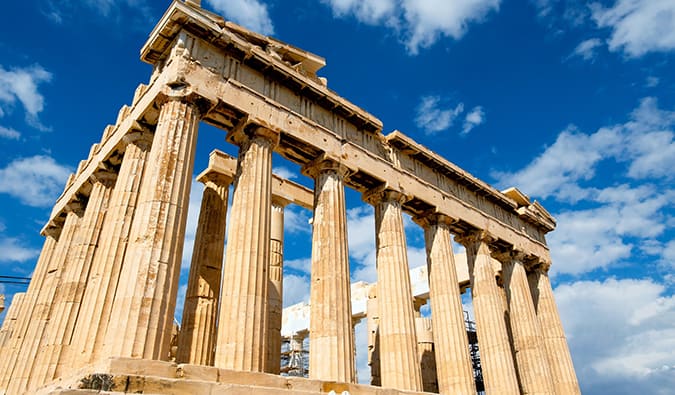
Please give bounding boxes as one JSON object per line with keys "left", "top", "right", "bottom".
{"left": 0, "top": 1, "right": 581, "bottom": 394}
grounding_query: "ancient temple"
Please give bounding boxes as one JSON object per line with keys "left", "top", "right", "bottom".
{"left": 0, "top": 1, "right": 581, "bottom": 394}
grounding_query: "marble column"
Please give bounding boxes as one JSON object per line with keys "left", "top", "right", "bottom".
{"left": 70, "top": 130, "right": 153, "bottom": 367}
{"left": 7, "top": 206, "right": 83, "bottom": 394}
{"left": 366, "top": 288, "right": 381, "bottom": 387}
{"left": 214, "top": 125, "right": 278, "bottom": 372}
{"left": 0, "top": 293, "right": 25, "bottom": 347}
{"left": 364, "top": 188, "right": 422, "bottom": 391}
{"left": 32, "top": 173, "right": 116, "bottom": 387}
{"left": 304, "top": 158, "right": 355, "bottom": 382}
{"left": 418, "top": 215, "right": 476, "bottom": 395}
{"left": 458, "top": 231, "right": 520, "bottom": 395}
{"left": 529, "top": 266, "right": 582, "bottom": 395}
{"left": 501, "top": 253, "right": 555, "bottom": 395}
{"left": 0, "top": 233, "right": 58, "bottom": 391}
{"left": 416, "top": 317, "right": 439, "bottom": 393}
{"left": 176, "top": 173, "right": 231, "bottom": 366}
{"left": 265, "top": 197, "right": 288, "bottom": 374}
{"left": 104, "top": 96, "right": 200, "bottom": 360}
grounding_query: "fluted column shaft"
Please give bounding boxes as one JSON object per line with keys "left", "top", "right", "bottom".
{"left": 529, "top": 268, "right": 581, "bottom": 395}
{"left": 366, "top": 188, "right": 422, "bottom": 391}
{"left": 0, "top": 293, "right": 25, "bottom": 347}
{"left": 460, "top": 232, "right": 520, "bottom": 395}
{"left": 70, "top": 131, "right": 153, "bottom": 367}
{"left": 502, "top": 256, "right": 555, "bottom": 394}
{"left": 366, "top": 291, "right": 381, "bottom": 386}
{"left": 416, "top": 317, "right": 439, "bottom": 393}
{"left": 176, "top": 174, "right": 231, "bottom": 365}
{"left": 265, "top": 199, "right": 286, "bottom": 374}
{"left": 31, "top": 175, "right": 115, "bottom": 388}
{"left": 419, "top": 216, "right": 476, "bottom": 395}
{"left": 215, "top": 126, "right": 278, "bottom": 372}
{"left": 305, "top": 159, "right": 355, "bottom": 382}
{"left": 105, "top": 97, "right": 200, "bottom": 360}
{"left": 0, "top": 234, "right": 57, "bottom": 392}
{"left": 7, "top": 208, "right": 83, "bottom": 394}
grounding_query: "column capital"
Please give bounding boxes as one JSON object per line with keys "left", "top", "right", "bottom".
{"left": 227, "top": 117, "right": 280, "bottom": 148}
{"left": 412, "top": 211, "right": 456, "bottom": 229}
{"left": 64, "top": 199, "right": 85, "bottom": 216}
{"left": 455, "top": 229, "right": 494, "bottom": 249}
{"left": 123, "top": 128, "right": 154, "bottom": 151}
{"left": 301, "top": 154, "right": 352, "bottom": 179}
{"left": 491, "top": 248, "right": 528, "bottom": 265}
{"left": 362, "top": 184, "right": 410, "bottom": 206}
{"left": 157, "top": 84, "right": 213, "bottom": 115}
{"left": 198, "top": 172, "right": 233, "bottom": 189}
{"left": 271, "top": 196, "right": 292, "bottom": 208}
{"left": 90, "top": 170, "right": 118, "bottom": 188}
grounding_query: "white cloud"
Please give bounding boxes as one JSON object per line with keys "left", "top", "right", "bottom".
{"left": 571, "top": 38, "right": 603, "bottom": 61}
{"left": 462, "top": 106, "right": 486, "bottom": 135}
{"left": 174, "top": 283, "right": 188, "bottom": 323}
{"left": 414, "top": 96, "right": 464, "bottom": 135}
{"left": 321, "top": 0, "right": 501, "bottom": 54}
{"left": 0, "top": 126, "right": 20, "bottom": 140}
{"left": 0, "top": 64, "right": 52, "bottom": 130}
{"left": 591, "top": 0, "right": 675, "bottom": 57}
{"left": 0, "top": 237, "right": 40, "bottom": 263}
{"left": 272, "top": 166, "right": 297, "bottom": 180}
{"left": 285, "top": 257, "right": 311, "bottom": 274}
{"left": 283, "top": 274, "right": 310, "bottom": 307}
{"left": 494, "top": 97, "right": 674, "bottom": 276}
{"left": 556, "top": 278, "right": 675, "bottom": 394}
{"left": 645, "top": 76, "right": 659, "bottom": 88}
{"left": 284, "top": 205, "right": 312, "bottom": 235}
{"left": 44, "top": 0, "right": 153, "bottom": 24}
{"left": 401, "top": 0, "right": 501, "bottom": 53}
{"left": 206, "top": 0, "right": 274, "bottom": 35}
{"left": 0, "top": 155, "right": 71, "bottom": 207}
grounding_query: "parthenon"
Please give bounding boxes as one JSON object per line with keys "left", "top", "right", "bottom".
{"left": 0, "top": 1, "right": 581, "bottom": 394}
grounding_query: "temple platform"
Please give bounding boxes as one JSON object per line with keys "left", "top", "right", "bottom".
{"left": 37, "top": 358, "right": 431, "bottom": 395}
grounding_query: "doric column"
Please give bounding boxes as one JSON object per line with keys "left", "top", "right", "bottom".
{"left": 529, "top": 266, "right": 581, "bottom": 395}
{"left": 7, "top": 206, "right": 83, "bottom": 395}
{"left": 265, "top": 197, "right": 288, "bottom": 374}
{"left": 366, "top": 287, "right": 381, "bottom": 386}
{"left": 500, "top": 252, "right": 555, "bottom": 395}
{"left": 215, "top": 125, "right": 278, "bottom": 372}
{"left": 416, "top": 317, "right": 438, "bottom": 393}
{"left": 104, "top": 95, "right": 200, "bottom": 360}
{"left": 457, "top": 231, "right": 520, "bottom": 395}
{"left": 417, "top": 214, "right": 476, "bottom": 395}
{"left": 0, "top": 232, "right": 58, "bottom": 392}
{"left": 364, "top": 187, "right": 422, "bottom": 391}
{"left": 304, "top": 158, "right": 355, "bottom": 382}
{"left": 31, "top": 173, "right": 116, "bottom": 388}
{"left": 70, "top": 130, "right": 153, "bottom": 367}
{"left": 0, "top": 293, "right": 25, "bottom": 347}
{"left": 176, "top": 172, "right": 231, "bottom": 365}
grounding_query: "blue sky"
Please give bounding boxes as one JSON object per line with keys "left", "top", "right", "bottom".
{"left": 0, "top": 0, "right": 674, "bottom": 393}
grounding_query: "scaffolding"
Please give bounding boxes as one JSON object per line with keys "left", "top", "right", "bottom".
{"left": 465, "top": 310, "right": 485, "bottom": 394}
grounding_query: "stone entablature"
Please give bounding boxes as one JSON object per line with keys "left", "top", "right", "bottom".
{"left": 44, "top": 0, "right": 553, "bottom": 265}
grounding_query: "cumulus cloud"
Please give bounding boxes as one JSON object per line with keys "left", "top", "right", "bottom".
{"left": 180, "top": 179, "right": 206, "bottom": 269}
{"left": 556, "top": 278, "right": 675, "bottom": 394}
{"left": 283, "top": 273, "right": 310, "bottom": 307}
{"left": 0, "top": 126, "right": 20, "bottom": 140}
{"left": 0, "top": 64, "right": 52, "bottom": 130}
{"left": 0, "top": 155, "right": 71, "bottom": 207}
{"left": 570, "top": 38, "right": 603, "bottom": 61}
{"left": 494, "top": 97, "right": 674, "bottom": 275}
{"left": 591, "top": 0, "right": 675, "bottom": 58}
{"left": 414, "top": 96, "right": 464, "bottom": 135}
{"left": 321, "top": 0, "right": 501, "bottom": 54}
{"left": 206, "top": 0, "right": 274, "bottom": 35}
{"left": 462, "top": 106, "right": 486, "bottom": 135}
{"left": 0, "top": 237, "right": 40, "bottom": 263}
{"left": 272, "top": 166, "right": 298, "bottom": 180}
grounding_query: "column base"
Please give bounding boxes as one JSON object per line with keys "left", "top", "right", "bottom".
{"left": 34, "top": 358, "right": 435, "bottom": 395}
